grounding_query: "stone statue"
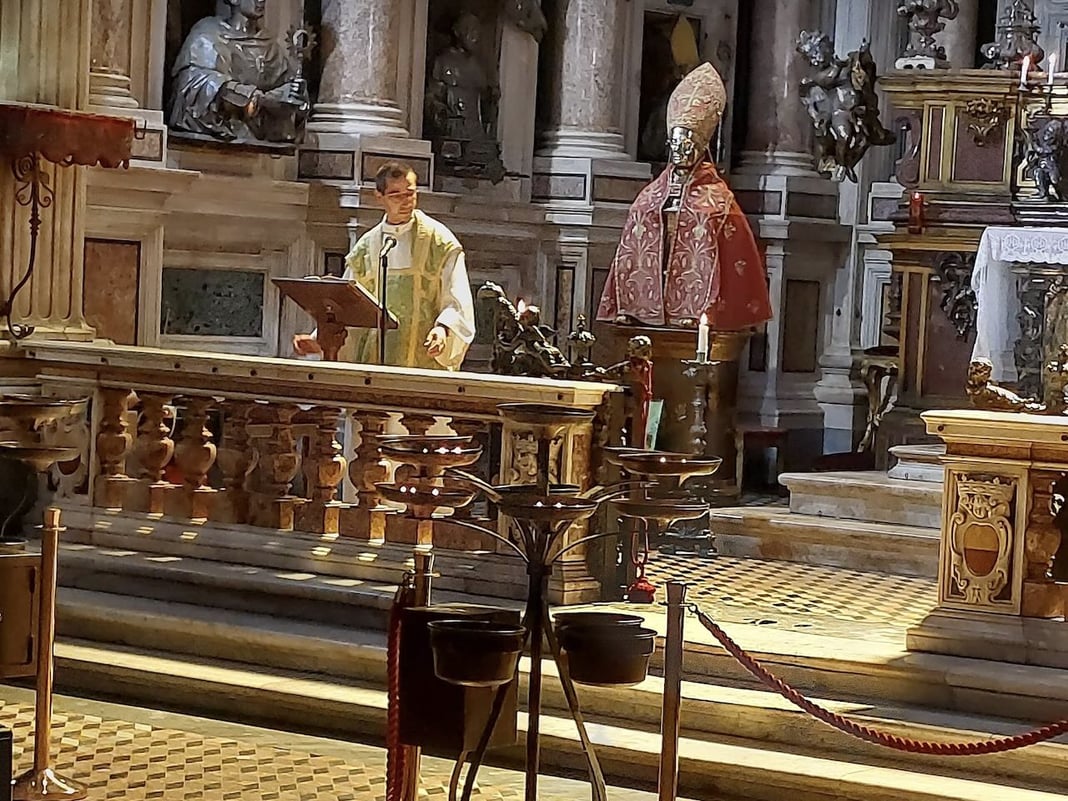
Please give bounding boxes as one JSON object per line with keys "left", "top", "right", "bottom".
{"left": 981, "top": 0, "right": 1044, "bottom": 70}
{"left": 965, "top": 359, "right": 1046, "bottom": 412}
{"left": 169, "top": 0, "right": 311, "bottom": 146}
{"left": 896, "top": 0, "right": 959, "bottom": 67}
{"left": 502, "top": 0, "right": 547, "bottom": 42}
{"left": 797, "top": 32, "right": 896, "bottom": 184}
{"left": 597, "top": 63, "right": 773, "bottom": 331}
{"left": 1025, "top": 117, "right": 1068, "bottom": 202}
{"left": 425, "top": 12, "right": 505, "bottom": 183}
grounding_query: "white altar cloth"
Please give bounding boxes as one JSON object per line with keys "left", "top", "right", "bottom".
{"left": 971, "top": 226, "right": 1068, "bottom": 382}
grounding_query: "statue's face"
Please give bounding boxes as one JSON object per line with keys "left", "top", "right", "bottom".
{"left": 231, "top": 0, "right": 265, "bottom": 20}
{"left": 455, "top": 17, "right": 481, "bottom": 50}
{"left": 376, "top": 170, "right": 419, "bottom": 224}
{"left": 667, "top": 126, "right": 702, "bottom": 168}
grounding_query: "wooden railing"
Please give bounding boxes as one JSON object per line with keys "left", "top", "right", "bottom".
{"left": 15, "top": 341, "right": 623, "bottom": 603}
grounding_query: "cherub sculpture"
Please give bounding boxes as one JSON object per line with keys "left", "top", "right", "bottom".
{"left": 602, "top": 336, "right": 655, "bottom": 446}
{"left": 897, "top": 0, "right": 959, "bottom": 64}
{"left": 965, "top": 359, "right": 1046, "bottom": 413}
{"left": 797, "top": 31, "right": 896, "bottom": 183}
{"left": 1025, "top": 118, "right": 1068, "bottom": 202}
{"left": 477, "top": 282, "right": 568, "bottom": 378}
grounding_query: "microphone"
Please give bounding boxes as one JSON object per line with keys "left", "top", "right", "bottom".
{"left": 380, "top": 235, "right": 398, "bottom": 260}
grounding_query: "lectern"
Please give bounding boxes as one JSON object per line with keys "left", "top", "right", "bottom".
{"left": 274, "top": 277, "right": 399, "bottom": 362}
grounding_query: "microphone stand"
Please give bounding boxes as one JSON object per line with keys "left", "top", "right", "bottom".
{"left": 379, "top": 247, "right": 388, "bottom": 366}
{"left": 379, "top": 235, "right": 397, "bottom": 366}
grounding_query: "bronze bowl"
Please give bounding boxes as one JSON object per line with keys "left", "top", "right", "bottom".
{"left": 493, "top": 493, "right": 599, "bottom": 525}
{"left": 611, "top": 497, "right": 708, "bottom": 525}
{"left": 375, "top": 478, "right": 477, "bottom": 518}
{"left": 378, "top": 440, "right": 482, "bottom": 471}
{"left": 0, "top": 395, "right": 88, "bottom": 428}
{"left": 0, "top": 443, "right": 81, "bottom": 473}
{"left": 553, "top": 611, "right": 644, "bottom": 631}
{"left": 427, "top": 619, "right": 526, "bottom": 688}
{"left": 558, "top": 624, "right": 657, "bottom": 687}
{"left": 603, "top": 448, "right": 722, "bottom": 482}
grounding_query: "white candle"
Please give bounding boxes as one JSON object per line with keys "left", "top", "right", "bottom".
{"left": 1050, "top": 54, "right": 1058, "bottom": 86}
{"left": 1020, "top": 54, "right": 1032, "bottom": 89}
{"left": 697, "top": 313, "right": 709, "bottom": 360}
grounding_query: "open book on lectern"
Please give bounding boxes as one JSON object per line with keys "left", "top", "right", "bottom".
{"left": 273, "top": 275, "right": 400, "bottom": 330}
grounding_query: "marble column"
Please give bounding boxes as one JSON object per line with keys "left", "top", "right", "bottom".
{"left": 737, "top": 0, "right": 817, "bottom": 174}
{"left": 537, "top": 0, "right": 628, "bottom": 158}
{"left": 0, "top": 0, "right": 95, "bottom": 339}
{"left": 89, "top": 0, "right": 138, "bottom": 109}
{"left": 938, "top": 0, "right": 980, "bottom": 69}
{"left": 310, "top": 0, "right": 409, "bottom": 137}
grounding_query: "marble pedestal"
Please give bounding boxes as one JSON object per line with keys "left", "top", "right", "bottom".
{"left": 908, "top": 409, "right": 1068, "bottom": 669}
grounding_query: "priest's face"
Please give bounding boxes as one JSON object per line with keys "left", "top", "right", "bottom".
{"left": 668, "top": 126, "right": 702, "bottom": 168}
{"left": 377, "top": 170, "right": 419, "bottom": 224}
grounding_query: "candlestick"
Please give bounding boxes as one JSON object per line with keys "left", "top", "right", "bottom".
{"left": 1020, "top": 54, "right": 1032, "bottom": 90}
{"left": 908, "top": 191, "right": 926, "bottom": 235}
{"left": 696, "top": 313, "right": 709, "bottom": 362}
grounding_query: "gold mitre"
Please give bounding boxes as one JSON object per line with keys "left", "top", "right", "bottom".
{"left": 665, "top": 63, "right": 727, "bottom": 151}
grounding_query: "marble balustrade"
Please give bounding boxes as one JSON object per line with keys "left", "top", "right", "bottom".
{"left": 16, "top": 341, "right": 623, "bottom": 603}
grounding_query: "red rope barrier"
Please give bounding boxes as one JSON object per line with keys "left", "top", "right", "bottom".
{"left": 386, "top": 577, "right": 415, "bottom": 801}
{"left": 694, "top": 607, "right": 1068, "bottom": 755}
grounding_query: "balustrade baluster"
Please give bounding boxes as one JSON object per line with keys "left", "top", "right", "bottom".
{"left": 213, "top": 401, "right": 257, "bottom": 524}
{"left": 296, "top": 406, "right": 348, "bottom": 535}
{"left": 340, "top": 409, "right": 391, "bottom": 540}
{"left": 169, "top": 396, "right": 218, "bottom": 521}
{"left": 128, "top": 393, "right": 176, "bottom": 515}
{"left": 248, "top": 403, "right": 303, "bottom": 531}
{"left": 94, "top": 387, "right": 135, "bottom": 509}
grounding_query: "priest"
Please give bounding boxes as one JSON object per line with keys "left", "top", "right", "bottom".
{"left": 596, "top": 63, "right": 772, "bottom": 331}
{"left": 293, "top": 162, "right": 476, "bottom": 370}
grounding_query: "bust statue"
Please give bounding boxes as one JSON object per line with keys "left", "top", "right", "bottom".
{"left": 425, "top": 12, "right": 505, "bottom": 182}
{"left": 169, "top": 0, "right": 310, "bottom": 146}
{"left": 596, "top": 63, "right": 773, "bottom": 331}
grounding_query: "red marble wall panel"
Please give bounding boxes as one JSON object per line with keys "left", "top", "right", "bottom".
{"left": 83, "top": 238, "right": 140, "bottom": 345}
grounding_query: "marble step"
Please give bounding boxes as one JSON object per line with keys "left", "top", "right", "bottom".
{"left": 780, "top": 471, "right": 943, "bottom": 529}
{"left": 58, "top": 587, "right": 1068, "bottom": 737}
{"left": 888, "top": 444, "right": 945, "bottom": 483}
{"left": 57, "top": 541, "right": 515, "bottom": 631}
{"left": 49, "top": 627, "right": 1068, "bottom": 801}
{"left": 708, "top": 507, "right": 939, "bottom": 577}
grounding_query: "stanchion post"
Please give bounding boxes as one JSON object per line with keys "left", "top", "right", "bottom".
{"left": 13, "top": 507, "right": 87, "bottom": 801}
{"left": 401, "top": 548, "right": 435, "bottom": 801}
{"left": 658, "top": 581, "right": 687, "bottom": 801}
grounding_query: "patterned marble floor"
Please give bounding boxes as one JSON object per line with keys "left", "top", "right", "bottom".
{"left": 644, "top": 553, "right": 938, "bottom": 643}
{"left": 0, "top": 692, "right": 678, "bottom": 801}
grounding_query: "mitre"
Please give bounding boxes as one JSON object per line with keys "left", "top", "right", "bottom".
{"left": 665, "top": 62, "right": 727, "bottom": 152}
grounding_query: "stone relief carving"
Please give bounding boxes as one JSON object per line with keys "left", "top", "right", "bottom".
{"left": 425, "top": 11, "right": 506, "bottom": 183}
{"left": 169, "top": 0, "right": 313, "bottom": 147}
{"left": 962, "top": 98, "right": 1009, "bottom": 147}
{"left": 896, "top": 0, "right": 959, "bottom": 67}
{"left": 933, "top": 252, "right": 977, "bottom": 339}
{"left": 966, "top": 359, "right": 1045, "bottom": 412}
{"left": 796, "top": 31, "right": 896, "bottom": 183}
{"left": 947, "top": 474, "right": 1015, "bottom": 606}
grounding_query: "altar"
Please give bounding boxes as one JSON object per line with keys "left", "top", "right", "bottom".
{"left": 971, "top": 226, "right": 1068, "bottom": 398}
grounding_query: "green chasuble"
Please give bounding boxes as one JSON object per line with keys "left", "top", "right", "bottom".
{"left": 339, "top": 210, "right": 463, "bottom": 370}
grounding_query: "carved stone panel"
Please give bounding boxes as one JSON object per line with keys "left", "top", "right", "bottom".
{"left": 932, "top": 252, "right": 977, "bottom": 340}
{"left": 944, "top": 472, "right": 1018, "bottom": 609}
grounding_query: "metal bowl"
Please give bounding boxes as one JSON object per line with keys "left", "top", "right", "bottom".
{"left": 603, "top": 448, "right": 722, "bottom": 481}
{"left": 378, "top": 440, "right": 483, "bottom": 470}
{"left": 611, "top": 497, "right": 708, "bottom": 524}
{"left": 494, "top": 493, "right": 599, "bottom": 524}
{"left": 553, "top": 611, "right": 644, "bottom": 631}
{"left": 558, "top": 624, "right": 657, "bottom": 687}
{"left": 0, "top": 443, "right": 81, "bottom": 472}
{"left": 0, "top": 395, "right": 88, "bottom": 427}
{"left": 427, "top": 619, "right": 526, "bottom": 688}
{"left": 376, "top": 479, "right": 477, "bottom": 517}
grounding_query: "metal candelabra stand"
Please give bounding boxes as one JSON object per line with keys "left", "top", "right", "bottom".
{"left": 0, "top": 395, "right": 88, "bottom": 801}
{"left": 379, "top": 402, "right": 720, "bottom": 801}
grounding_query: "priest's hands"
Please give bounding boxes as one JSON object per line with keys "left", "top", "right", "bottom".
{"left": 293, "top": 334, "right": 322, "bottom": 356}
{"left": 424, "top": 326, "right": 448, "bottom": 358}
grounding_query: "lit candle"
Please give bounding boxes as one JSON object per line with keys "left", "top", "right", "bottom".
{"left": 517, "top": 298, "right": 526, "bottom": 314}
{"left": 1050, "top": 54, "right": 1058, "bottom": 87}
{"left": 1020, "top": 54, "right": 1032, "bottom": 89}
{"left": 697, "top": 313, "right": 709, "bottom": 361}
